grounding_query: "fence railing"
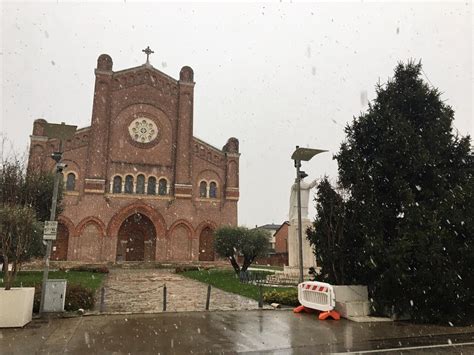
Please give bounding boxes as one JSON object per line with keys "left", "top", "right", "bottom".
{"left": 238, "top": 271, "right": 302, "bottom": 286}
{"left": 239, "top": 271, "right": 269, "bottom": 284}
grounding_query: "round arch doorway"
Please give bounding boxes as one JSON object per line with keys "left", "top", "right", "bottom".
{"left": 116, "top": 213, "right": 156, "bottom": 261}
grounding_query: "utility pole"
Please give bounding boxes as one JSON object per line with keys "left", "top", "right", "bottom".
{"left": 39, "top": 144, "right": 66, "bottom": 314}
{"left": 39, "top": 122, "right": 76, "bottom": 315}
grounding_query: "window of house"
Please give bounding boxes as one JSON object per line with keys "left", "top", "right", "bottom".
{"left": 158, "top": 178, "right": 167, "bottom": 195}
{"left": 113, "top": 176, "right": 122, "bottom": 193}
{"left": 147, "top": 176, "right": 157, "bottom": 195}
{"left": 136, "top": 174, "right": 145, "bottom": 194}
{"left": 124, "top": 175, "right": 134, "bottom": 194}
{"left": 199, "top": 181, "right": 207, "bottom": 198}
{"left": 209, "top": 181, "right": 217, "bottom": 198}
{"left": 66, "top": 173, "right": 76, "bottom": 191}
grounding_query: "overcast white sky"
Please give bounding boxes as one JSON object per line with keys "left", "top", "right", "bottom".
{"left": 1, "top": 1, "right": 472, "bottom": 227}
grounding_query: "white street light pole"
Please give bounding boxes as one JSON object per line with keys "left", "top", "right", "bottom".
{"left": 291, "top": 146, "right": 328, "bottom": 283}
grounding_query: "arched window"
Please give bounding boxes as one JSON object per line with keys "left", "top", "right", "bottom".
{"left": 199, "top": 181, "right": 208, "bottom": 198}
{"left": 136, "top": 174, "right": 145, "bottom": 194}
{"left": 66, "top": 173, "right": 76, "bottom": 191}
{"left": 147, "top": 176, "right": 157, "bottom": 195}
{"left": 113, "top": 176, "right": 122, "bottom": 193}
{"left": 124, "top": 175, "right": 134, "bottom": 194}
{"left": 209, "top": 182, "right": 217, "bottom": 198}
{"left": 158, "top": 178, "right": 168, "bottom": 195}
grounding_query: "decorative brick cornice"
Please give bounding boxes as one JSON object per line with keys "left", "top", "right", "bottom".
{"left": 105, "top": 193, "right": 172, "bottom": 201}
{"left": 84, "top": 178, "right": 105, "bottom": 194}
{"left": 30, "top": 135, "right": 49, "bottom": 142}
{"left": 225, "top": 187, "right": 239, "bottom": 201}
{"left": 84, "top": 189, "right": 105, "bottom": 194}
{"left": 175, "top": 183, "right": 192, "bottom": 199}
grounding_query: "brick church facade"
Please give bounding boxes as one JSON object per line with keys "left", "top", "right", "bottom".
{"left": 27, "top": 52, "right": 239, "bottom": 262}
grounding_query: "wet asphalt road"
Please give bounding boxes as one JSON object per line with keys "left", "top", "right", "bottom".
{"left": 1, "top": 310, "right": 473, "bottom": 354}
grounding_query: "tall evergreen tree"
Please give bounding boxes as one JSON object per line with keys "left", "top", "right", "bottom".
{"left": 335, "top": 61, "right": 473, "bottom": 324}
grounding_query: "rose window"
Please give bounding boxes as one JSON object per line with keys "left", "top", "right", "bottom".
{"left": 128, "top": 118, "right": 158, "bottom": 143}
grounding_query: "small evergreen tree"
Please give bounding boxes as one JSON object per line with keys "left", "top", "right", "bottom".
{"left": 307, "top": 177, "right": 363, "bottom": 285}
{"left": 334, "top": 61, "right": 473, "bottom": 324}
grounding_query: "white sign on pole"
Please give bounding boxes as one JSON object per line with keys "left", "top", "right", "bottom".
{"left": 43, "top": 221, "right": 58, "bottom": 240}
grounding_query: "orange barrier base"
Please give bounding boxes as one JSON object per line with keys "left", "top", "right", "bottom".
{"left": 293, "top": 305, "right": 317, "bottom": 314}
{"left": 318, "top": 310, "right": 340, "bottom": 320}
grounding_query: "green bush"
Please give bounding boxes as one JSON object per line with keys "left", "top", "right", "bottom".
{"left": 263, "top": 288, "right": 299, "bottom": 306}
{"left": 33, "top": 283, "right": 95, "bottom": 312}
{"left": 175, "top": 265, "right": 200, "bottom": 273}
{"left": 65, "top": 284, "right": 95, "bottom": 311}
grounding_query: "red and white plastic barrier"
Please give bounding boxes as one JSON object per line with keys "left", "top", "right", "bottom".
{"left": 294, "top": 281, "right": 340, "bottom": 319}
{"left": 298, "top": 281, "right": 335, "bottom": 312}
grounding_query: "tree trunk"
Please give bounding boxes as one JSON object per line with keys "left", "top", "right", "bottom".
{"left": 4, "top": 255, "right": 12, "bottom": 290}
{"left": 229, "top": 256, "right": 241, "bottom": 274}
{"left": 241, "top": 256, "right": 254, "bottom": 272}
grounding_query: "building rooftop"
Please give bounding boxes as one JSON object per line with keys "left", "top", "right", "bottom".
{"left": 256, "top": 224, "right": 281, "bottom": 230}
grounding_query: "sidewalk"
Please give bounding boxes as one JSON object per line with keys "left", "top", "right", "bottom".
{"left": 101, "top": 268, "right": 264, "bottom": 313}
{"left": 1, "top": 310, "right": 473, "bottom": 354}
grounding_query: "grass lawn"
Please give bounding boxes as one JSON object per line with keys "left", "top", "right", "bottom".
{"left": 181, "top": 268, "right": 295, "bottom": 301}
{"left": 0, "top": 271, "right": 105, "bottom": 291}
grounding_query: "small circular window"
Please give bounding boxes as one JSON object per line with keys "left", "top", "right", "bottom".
{"left": 128, "top": 118, "right": 158, "bottom": 144}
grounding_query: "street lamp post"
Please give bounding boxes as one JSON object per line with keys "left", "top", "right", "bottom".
{"left": 39, "top": 123, "right": 76, "bottom": 315}
{"left": 291, "top": 146, "right": 328, "bottom": 283}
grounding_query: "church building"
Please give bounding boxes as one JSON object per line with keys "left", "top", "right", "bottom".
{"left": 27, "top": 50, "right": 239, "bottom": 262}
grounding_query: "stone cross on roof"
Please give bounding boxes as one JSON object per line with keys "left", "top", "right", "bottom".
{"left": 142, "top": 46, "right": 154, "bottom": 64}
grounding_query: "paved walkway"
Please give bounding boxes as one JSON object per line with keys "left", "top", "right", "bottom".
{"left": 2, "top": 311, "right": 473, "bottom": 354}
{"left": 101, "top": 269, "right": 262, "bottom": 313}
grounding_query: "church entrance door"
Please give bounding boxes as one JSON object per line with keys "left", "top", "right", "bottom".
{"left": 117, "top": 213, "right": 156, "bottom": 262}
{"left": 198, "top": 227, "right": 215, "bottom": 261}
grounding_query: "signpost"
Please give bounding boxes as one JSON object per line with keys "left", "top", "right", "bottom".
{"left": 43, "top": 221, "right": 58, "bottom": 241}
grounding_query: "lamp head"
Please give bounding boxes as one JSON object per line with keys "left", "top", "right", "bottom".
{"left": 56, "top": 163, "right": 67, "bottom": 172}
{"left": 299, "top": 170, "right": 308, "bottom": 179}
{"left": 51, "top": 151, "right": 62, "bottom": 163}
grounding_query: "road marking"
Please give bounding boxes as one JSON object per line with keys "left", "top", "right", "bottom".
{"left": 335, "top": 341, "right": 474, "bottom": 354}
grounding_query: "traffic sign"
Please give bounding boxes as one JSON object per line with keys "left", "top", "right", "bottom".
{"left": 43, "top": 221, "right": 58, "bottom": 240}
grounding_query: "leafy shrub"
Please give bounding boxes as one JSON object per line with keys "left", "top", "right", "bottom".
{"left": 33, "top": 285, "right": 41, "bottom": 312}
{"left": 69, "top": 265, "right": 109, "bottom": 274}
{"left": 65, "top": 284, "right": 95, "bottom": 311}
{"left": 263, "top": 288, "right": 299, "bottom": 306}
{"left": 33, "top": 283, "right": 95, "bottom": 312}
{"left": 175, "top": 265, "right": 200, "bottom": 273}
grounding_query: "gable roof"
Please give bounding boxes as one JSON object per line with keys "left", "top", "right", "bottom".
{"left": 274, "top": 221, "right": 290, "bottom": 235}
{"left": 112, "top": 63, "right": 178, "bottom": 84}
